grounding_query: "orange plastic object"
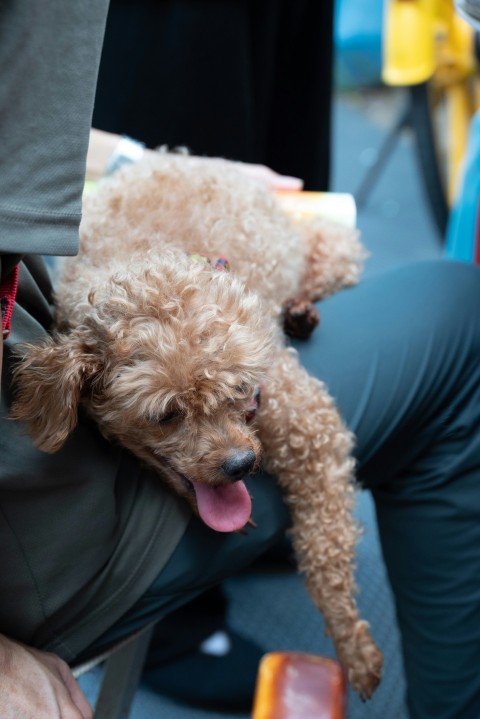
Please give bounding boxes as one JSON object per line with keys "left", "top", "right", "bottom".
{"left": 252, "top": 652, "right": 347, "bottom": 719}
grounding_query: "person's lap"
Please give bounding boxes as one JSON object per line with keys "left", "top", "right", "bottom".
{"left": 87, "top": 259, "right": 480, "bottom": 718}
{"left": 302, "top": 259, "right": 480, "bottom": 718}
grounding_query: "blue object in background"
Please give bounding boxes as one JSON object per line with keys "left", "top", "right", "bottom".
{"left": 445, "top": 110, "right": 480, "bottom": 264}
{"left": 334, "top": 0, "right": 384, "bottom": 89}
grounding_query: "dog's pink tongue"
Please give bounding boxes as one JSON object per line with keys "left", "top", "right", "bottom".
{"left": 192, "top": 480, "right": 252, "bottom": 533}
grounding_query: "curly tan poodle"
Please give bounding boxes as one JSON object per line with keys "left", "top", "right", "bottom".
{"left": 11, "top": 154, "right": 382, "bottom": 698}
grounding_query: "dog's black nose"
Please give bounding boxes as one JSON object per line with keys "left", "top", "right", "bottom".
{"left": 221, "top": 449, "right": 256, "bottom": 481}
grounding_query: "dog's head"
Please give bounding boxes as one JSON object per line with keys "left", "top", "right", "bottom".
{"left": 11, "top": 251, "right": 277, "bottom": 532}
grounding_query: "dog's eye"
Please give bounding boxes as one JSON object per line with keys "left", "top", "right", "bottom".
{"left": 158, "top": 411, "right": 180, "bottom": 425}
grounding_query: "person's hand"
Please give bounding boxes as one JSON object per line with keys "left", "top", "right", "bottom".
{"left": 180, "top": 154, "right": 304, "bottom": 191}
{"left": 0, "top": 634, "right": 92, "bottom": 719}
{"left": 223, "top": 159, "right": 304, "bottom": 191}
{"left": 230, "top": 162, "right": 303, "bottom": 190}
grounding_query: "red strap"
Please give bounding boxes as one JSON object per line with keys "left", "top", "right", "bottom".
{"left": 1, "top": 264, "right": 19, "bottom": 339}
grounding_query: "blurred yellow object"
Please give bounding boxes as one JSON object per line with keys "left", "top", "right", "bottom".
{"left": 252, "top": 652, "right": 347, "bottom": 719}
{"left": 383, "top": 0, "right": 475, "bottom": 87}
{"left": 381, "top": 0, "right": 480, "bottom": 210}
{"left": 275, "top": 191, "right": 357, "bottom": 228}
{"left": 383, "top": 0, "right": 436, "bottom": 85}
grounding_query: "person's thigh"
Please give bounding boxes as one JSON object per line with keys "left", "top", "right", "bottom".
{"left": 297, "top": 259, "right": 480, "bottom": 719}
{"left": 295, "top": 259, "right": 480, "bottom": 480}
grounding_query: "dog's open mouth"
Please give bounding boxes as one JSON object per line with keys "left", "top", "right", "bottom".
{"left": 154, "top": 454, "right": 252, "bottom": 532}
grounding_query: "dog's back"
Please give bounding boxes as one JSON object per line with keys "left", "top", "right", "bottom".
{"left": 80, "top": 154, "right": 306, "bottom": 315}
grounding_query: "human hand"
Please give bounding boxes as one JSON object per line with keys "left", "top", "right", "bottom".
{"left": 224, "top": 160, "right": 304, "bottom": 191}
{"left": 179, "top": 154, "right": 304, "bottom": 191}
{"left": 0, "top": 634, "right": 92, "bottom": 719}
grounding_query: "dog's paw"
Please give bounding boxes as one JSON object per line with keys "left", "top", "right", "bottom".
{"left": 345, "top": 621, "right": 383, "bottom": 700}
{"left": 282, "top": 297, "right": 320, "bottom": 339}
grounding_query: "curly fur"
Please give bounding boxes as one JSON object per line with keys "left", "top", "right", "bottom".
{"left": 11, "top": 153, "right": 381, "bottom": 696}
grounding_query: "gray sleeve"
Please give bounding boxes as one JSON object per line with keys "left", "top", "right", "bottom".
{"left": 0, "top": 0, "right": 109, "bottom": 257}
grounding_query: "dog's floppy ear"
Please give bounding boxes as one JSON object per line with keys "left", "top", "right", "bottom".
{"left": 10, "top": 330, "right": 100, "bottom": 453}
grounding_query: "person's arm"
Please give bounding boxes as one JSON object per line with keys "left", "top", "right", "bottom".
{"left": 0, "top": 634, "right": 92, "bottom": 719}
{"left": 86, "top": 128, "right": 122, "bottom": 180}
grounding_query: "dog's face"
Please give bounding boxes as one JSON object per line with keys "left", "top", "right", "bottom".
{"left": 12, "top": 252, "right": 277, "bottom": 532}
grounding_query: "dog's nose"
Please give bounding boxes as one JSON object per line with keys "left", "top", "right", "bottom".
{"left": 221, "top": 449, "right": 257, "bottom": 481}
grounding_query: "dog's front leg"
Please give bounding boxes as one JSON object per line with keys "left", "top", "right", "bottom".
{"left": 255, "top": 347, "right": 383, "bottom": 699}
